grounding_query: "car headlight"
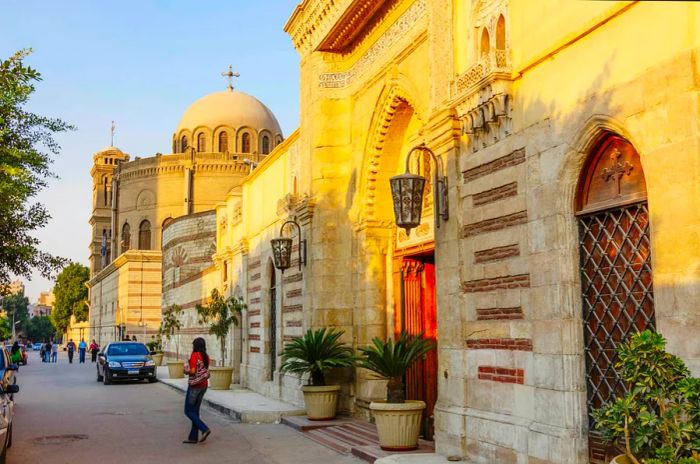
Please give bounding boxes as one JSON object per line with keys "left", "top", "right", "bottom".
{"left": 145, "top": 360, "right": 155, "bottom": 367}
{"left": 108, "top": 361, "right": 121, "bottom": 368}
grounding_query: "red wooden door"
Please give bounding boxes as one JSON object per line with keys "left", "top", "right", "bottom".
{"left": 400, "top": 257, "right": 437, "bottom": 440}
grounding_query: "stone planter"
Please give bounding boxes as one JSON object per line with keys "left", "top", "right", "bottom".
{"left": 167, "top": 360, "right": 185, "bottom": 379}
{"left": 370, "top": 400, "right": 426, "bottom": 451}
{"left": 151, "top": 353, "right": 163, "bottom": 366}
{"left": 302, "top": 385, "right": 341, "bottom": 420}
{"left": 208, "top": 366, "right": 234, "bottom": 390}
{"left": 610, "top": 455, "right": 632, "bottom": 464}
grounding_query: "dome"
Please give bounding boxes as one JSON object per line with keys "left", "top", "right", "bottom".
{"left": 175, "top": 90, "right": 282, "bottom": 136}
{"left": 96, "top": 146, "right": 123, "bottom": 154}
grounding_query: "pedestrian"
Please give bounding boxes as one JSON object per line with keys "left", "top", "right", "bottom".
{"left": 89, "top": 339, "right": 99, "bottom": 363}
{"left": 66, "top": 339, "right": 76, "bottom": 363}
{"left": 43, "top": 341, "right": 51, "bottom": 363}
{"left": 131, "top": 335, "right": 137, "bottom": 342}
{"left": 10, "top": 341, "right": 21, "bottom": 367}
{"left": 182, "top": 337, "right": 211, "bottom": 444}
{"left": 51, "top": 340, "right": 58, "bottom": 363}
{"left": 78, "top": 339, "right": 87, "bottom": 363}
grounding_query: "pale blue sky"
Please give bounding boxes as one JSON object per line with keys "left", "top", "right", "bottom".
{"left": 1, "top": 0, "right": 301, "bottom": 301}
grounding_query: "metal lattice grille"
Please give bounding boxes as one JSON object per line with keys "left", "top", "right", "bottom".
{"left": 578, "top": 203, "right": 656, "bottom": 427}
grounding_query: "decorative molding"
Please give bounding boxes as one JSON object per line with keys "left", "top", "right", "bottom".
{"left": 467, "top": 338, "right": 532, "bottom": 351}
{"left": 463, "top": 148, "right": 525, "bottom": 182}
{"left": 461, "top": 274, "right": 530, "bottom": 293}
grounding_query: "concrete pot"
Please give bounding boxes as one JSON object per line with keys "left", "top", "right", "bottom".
{"left": 208, "top": 366, "right": 234, "bottom": 390}
{"left": 302, "top": 385, "right": 341, "bottom": 420}
{"left": 167, "top": 360, "right": 185, "bottom": 379}
{"left": 151, "top": 353, "right": 164, "bottom": 366}
{"left": 370, "top": 400, "right": 426, "bottom": 451}
{"left": 610, "top": 455, "right": 632, "bottom": 464}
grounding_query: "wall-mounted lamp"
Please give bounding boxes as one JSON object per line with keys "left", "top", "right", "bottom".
{"left": 389, "top": 144, "right": 449, "bottom": 234}
{"left": 270, "top": 218, "right": 306, "bottom": 272}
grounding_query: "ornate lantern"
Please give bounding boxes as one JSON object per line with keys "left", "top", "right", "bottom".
{"left": 390, "top": 144, "right": 449, "bottom": 234}
{"left": 270, "top": 218, "right": 306, "bottom": 272}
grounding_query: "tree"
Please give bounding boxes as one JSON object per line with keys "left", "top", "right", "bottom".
{"left": 160, "top": 304, "right": 183, "bottom": 359}
{"left": 0, "top": 292, "right": 30, "bottom": 337}
{"left": 0, "top": 317, "right": 10, "bottom": 341}
{"left": 196, "top": 288, "right": 245, "bottom": 367}
{"left": 25, "top": 315, "right": 55, "bottom": 342}
{"left": 0, "top": 49, "right": 73, "bottom": 294}
{"left": 52, "top": 262, "right": 89, "bottom": 333}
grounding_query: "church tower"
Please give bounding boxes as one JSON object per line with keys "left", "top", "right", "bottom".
{"left": 89, "top": 146, "right": 129, "bottom": 277}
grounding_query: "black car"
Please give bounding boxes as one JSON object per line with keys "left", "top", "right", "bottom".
{"left": 96, "top": 342, "right": 157, "bottom": 385}
{"left": 0, "top": 347, "right": 19, "bottom": 463}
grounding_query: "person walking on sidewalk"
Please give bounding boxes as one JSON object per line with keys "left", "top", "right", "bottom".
{"left": 78, "top": 339, "right": 87, "bottom": 363}
{"left": 66, "top": 339, "right": 76, "bottom": 363}
{"left": 89, "top": 340, "right": 99, "bottom": 362}
{"left": 43, "top": 340, "right": 51, "bottom": 363}
{"left": 10, "top": 342, "right": 21, "bottom": 367}
{"left": 182, "top": 337, "right": 211, "bottom": 444}
{"left": 51, "top": 340, "right": 58, "bottom": 363}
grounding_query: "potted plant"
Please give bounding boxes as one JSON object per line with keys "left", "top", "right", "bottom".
{"left": 196, "top": 288, "right": 245, "bottom": 390}
{"left": 359, "top": 331, "right": 435, "bottom": 451}
{"left": 593, "top": 330, "right": 700, "bottom": 464}
{"left": 146, "top": 334, "right": 164, "bottom": 366}
{"left": 161, "top": 304, "right": 184, "bottom": 379}
{"left": 280, "top": 328, "right": 357, "bottom": 420}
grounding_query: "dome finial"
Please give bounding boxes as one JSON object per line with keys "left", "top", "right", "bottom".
{"left": 221, "top": 65, "right": 240, "bottom": 92}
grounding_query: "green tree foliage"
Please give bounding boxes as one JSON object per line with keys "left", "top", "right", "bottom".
{"left": 196, "top": 289, "right": 245, "bottom": 367}
{"left": 25, "top": 315, "right": 55, "bottom": 342}
{"left": 0, "top": 292, "right": 30, "bottom": 334}
{"left": 159, "top": 304, "right": 183, "bottom": 358}
{"left": 52, "top": 262, "right": 89, "bottom": 332}
{"left": 280, "top": 328, "right": 357, "bottom": 386}
{"left": 0, "top": 317, "right": 11, "bottom": 341}
{"left": 0, "top": 49, "right": 73, "bottom": 293}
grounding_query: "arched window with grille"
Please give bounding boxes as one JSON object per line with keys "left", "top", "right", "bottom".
{"left": 219, "top": 132, "right": 228, "bottom": 153}
{"left": 121, "top": 222, "right": 131, "bottom": 254}
{"left": 197, "top": 133, "right": 206, "bottom": 152}
{"left": 181, "top": 135, "right": 188, "bottom": 152}
{"left": 576, "top": 132, "right": 655, "bottom": 463}
{"left": 480, "top": 27, "right": 490, "bottom": 57}
{"left": 261, "top": 135, "right": 270, "bottom": 155}
{"left": 138, "top": 220, "right": 151, "bottom": 250}
{"left": 241, "top": 133, "right": 251, "bottom": 153}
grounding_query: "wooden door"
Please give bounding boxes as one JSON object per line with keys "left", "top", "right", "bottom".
{"left": 400, "top": 257, "right": 438, "bottom": 440}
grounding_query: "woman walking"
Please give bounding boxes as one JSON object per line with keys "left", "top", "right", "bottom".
{"left": 182, "top": 337, "right": 211, "bottom": 444}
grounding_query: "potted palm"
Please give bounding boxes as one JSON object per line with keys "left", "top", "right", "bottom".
{"left": 161, "top": 304, "right": 184, "bottom": 379}
{"left": 196, "top": 288, "right": 245, "bottom": 390}
{"left": 593, "top": 330, "right": 700, "bottom": 464}
{"left": 360, "top": 331, "right": 435, "bottom": 451}
{"left": 281, "top": 328, "right": 357, "bottom": 420}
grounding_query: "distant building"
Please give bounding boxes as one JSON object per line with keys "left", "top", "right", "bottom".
{"left": 29, "top": 291, "right": 55, "bottom": 318}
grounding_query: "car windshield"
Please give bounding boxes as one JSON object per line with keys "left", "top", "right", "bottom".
{"left": 107, "top": 343, "right": 148, "bottom": 356}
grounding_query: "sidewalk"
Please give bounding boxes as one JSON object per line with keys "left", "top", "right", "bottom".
{"left": 156, "top": 366, "right": 305, "bottom": 423}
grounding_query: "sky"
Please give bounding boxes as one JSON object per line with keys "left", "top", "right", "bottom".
{"left": 1, "top": 0, "right": 302, "bottom": 302}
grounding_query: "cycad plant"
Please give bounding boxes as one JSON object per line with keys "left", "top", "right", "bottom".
{"left": 281, "top": 328, "right": 357, "bottom": 386}
{"left": 360, "top": 331, "right": 435, "bottom": 403}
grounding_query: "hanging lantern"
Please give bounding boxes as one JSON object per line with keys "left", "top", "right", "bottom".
{"left": 390, "top": 172, "right": 427, "bottom": 234}
{"left": 271, "top": 237, "right": 293, "bottom": 271}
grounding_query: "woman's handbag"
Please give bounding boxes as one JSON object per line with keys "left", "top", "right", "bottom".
{"left": 188, "top": 356, "right": 210, "bottom": 386}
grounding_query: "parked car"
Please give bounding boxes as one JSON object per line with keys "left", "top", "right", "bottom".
{"left": 32, "top": 343, "right": 42, "bottom": 351}
{"left": 96, "top": 342, "right": 157, "bottom": 385}
{"left": 4, "top": 345, "right": 27, "bottom": 366}
{"left": 0, "top": 347, "right": 19, "bottom": 463}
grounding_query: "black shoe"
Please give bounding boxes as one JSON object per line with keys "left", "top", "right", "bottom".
{"left": 182, "top": 440, "right": 198, "bottom": 444}
{"left": 199, "top": 430, "right": 211, "bottom": 443}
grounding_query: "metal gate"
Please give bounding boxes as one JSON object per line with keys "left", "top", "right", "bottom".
{"left": 578, "top": 202, "right": 655, "bottom": 462}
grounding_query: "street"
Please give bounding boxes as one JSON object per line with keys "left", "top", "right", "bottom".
{"left": 7, "top": 350, "right": 363, "bottom": 464}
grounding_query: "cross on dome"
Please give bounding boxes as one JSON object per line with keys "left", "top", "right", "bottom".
{"left": 221, "top": 65, "right": 240, "bottom": 91}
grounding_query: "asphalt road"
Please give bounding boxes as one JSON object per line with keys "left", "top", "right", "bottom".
{"left": 7, "top": 350, "right": 362, "bottom": 464}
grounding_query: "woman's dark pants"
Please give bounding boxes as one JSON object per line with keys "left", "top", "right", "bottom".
{"left": 184, "top": 386, "right": 209, "bottom": 441}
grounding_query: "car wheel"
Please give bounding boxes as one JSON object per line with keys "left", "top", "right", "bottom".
{"left": 103, "top": 368, "right": 112, "bottom": 385}
{"left": 147, "top": 377, "right": 157, "bottom": 383}
{"left": 96, "top": 368, "right": 103, "bottom": 382}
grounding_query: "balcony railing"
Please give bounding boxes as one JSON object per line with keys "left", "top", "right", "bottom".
{"left": 454, "top": 49, "right": 511, "bottom": 98}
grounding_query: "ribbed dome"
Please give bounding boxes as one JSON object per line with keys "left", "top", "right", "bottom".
{"left": 176, "top": 90, "right": 282, "bottom": 135}
{"left": 96, "top": 146, "right": 123, "bottom": 154}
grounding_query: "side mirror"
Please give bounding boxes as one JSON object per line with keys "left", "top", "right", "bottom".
{"left": 4, "top": 385, "right": 19, "bottom": 394}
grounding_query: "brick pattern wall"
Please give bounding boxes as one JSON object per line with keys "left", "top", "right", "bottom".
{"left": 466, "top": 338, "right": 533, "bottom": 351}
{"left": 476, "top": 307, "right": 524, "bottom": 320}
{"left": 286, "top": 288, "right": 302, "bottom": 298}
{"left": 462, "top": 148, "right": 526, "bottom": 182}
{"left": 474, "top": 244, "right": 520, "bottom": 263}
{"left": 472, "top": 182, "right": 518, "bottom": 207}
{"left": 478, "top": 366, "right": 525, "bottom": 384}
{"left": 283, "top": 273, "right": 303, "bottom": 284}
{"left": 461, "top": 274, "right": 530, "bottom": 292}
{"left": 463, "top": 211, "right": 527, "bottom": 237}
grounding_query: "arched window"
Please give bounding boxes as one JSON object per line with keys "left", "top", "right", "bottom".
{"left": 241, "top": 133, "right": 251, "bottom": 153}
{"left": 138, "top": 220, "right": 151, "bottom": 250}
{"left": 180, "top": 135, "right": 188, "bottom": 152}
{"left": 576, "top": 133, "right": 655, "bottom": 456}
{"left": 172, "top": 140, "right": 177, "bottom": 153}
{"left": 261, "top": 135, "right": 270, "bottom": 155}
{"left": 103, "top": 176, "right": 109, "bottom": 207}
{"left": 480, "top": 28, "right": 490, "bottom": 57}
{"left": 496, "top": 15, "right": 506, "bottom": 50}
{"left": 219, "top": 132, "right": 228, "bottom": 153}
{"left": 121, "top": 222, "right": 131, "bottom": 254}
{"left": 197, "top": 133, "right": 206, "bottom": 152}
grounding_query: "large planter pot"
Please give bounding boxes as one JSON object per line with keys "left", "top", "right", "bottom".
{"left": 151, "top": 353, "right": 163, "bottom": 366}
{"left": 167, "top": 360, "right": 184, "bottom": 379}
{"left": 370, "top": 400, "right": 426, "bottom": 451}
{"left": 302, "top": 385, "right": 341, "bottom": 420}
{"left": 610, "top": 455, "right": 632, "bottom": 464}
{"left": 208, "top": 366, "right": 234, "bottom": 390}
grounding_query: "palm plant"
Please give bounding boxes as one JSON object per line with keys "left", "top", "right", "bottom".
{"left": 196, "top": 288, "right": 245, "bottom": 367}
{"left": 360, "top": 331, "right": 435, "bottom": 403}
{"left": 160, "top": 304, "right": 183, "bottom": 358}
{"left": 281, "top": 328, "right": 357, "bottom": 386}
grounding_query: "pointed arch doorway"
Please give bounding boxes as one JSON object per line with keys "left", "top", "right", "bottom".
{"left": 576, "top": 133, "right": 656, "bottom": 463}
